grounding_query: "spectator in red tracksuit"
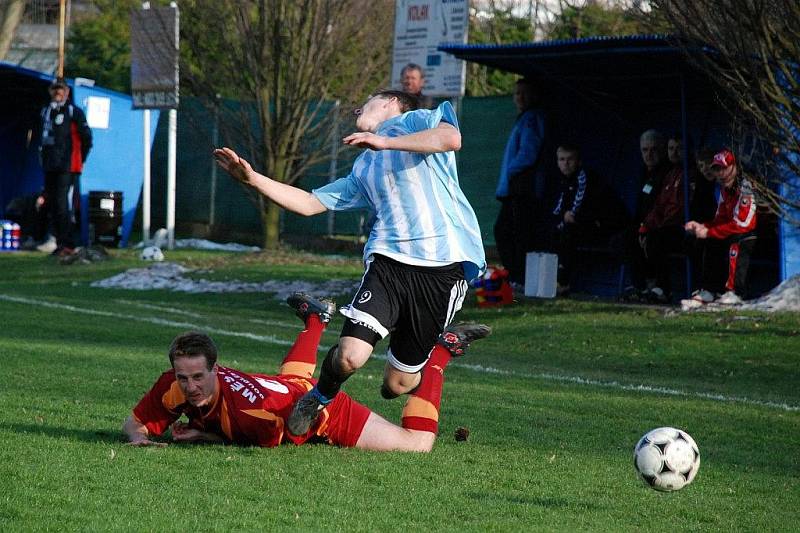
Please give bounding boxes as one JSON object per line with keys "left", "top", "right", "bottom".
{"left": 39, "top": 79, "right": 93, "bottom": 255}
{"left": 684, "top": 148, "right": 757, "bottom": 306}
{"left": 636, "top": 133, "right": 691, "bottom": 303}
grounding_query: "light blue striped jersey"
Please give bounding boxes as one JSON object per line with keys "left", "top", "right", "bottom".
{"left": 312, "top": 101, "right": 485, "bottom": 281}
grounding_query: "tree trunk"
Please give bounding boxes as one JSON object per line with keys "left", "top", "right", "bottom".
{"left": 260, "top": 199, "right": 281, "bottom": 249}
{"left": 0, "top": 0, "right": 24, "bottom": 61}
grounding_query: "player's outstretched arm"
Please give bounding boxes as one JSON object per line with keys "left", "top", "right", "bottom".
{"left": 343, "top": 123, "right": 461, "bottom": 154}
{"left": 123, "top": 414, "right": 167, "bottom": 447}
{"left": 213, "top": 147, "right": 328, "bottom": 216}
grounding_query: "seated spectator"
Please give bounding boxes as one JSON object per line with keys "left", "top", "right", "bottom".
{"left": 544, "top": 143, "right": 627, "bottom": 293}
{"left": 4, "top": 191, "right": 48, "bottom": 250}
{"left": 683, "top": 148, "right": 757, "bottom": 306}
{"left": 687, "top": 146, "right": 720, "bottom": 288}
{"left": 623, "top": 129, "right": 671, "bottom": 301}
{"left": 635, "top": 132, "right": 692, "bottom": 303}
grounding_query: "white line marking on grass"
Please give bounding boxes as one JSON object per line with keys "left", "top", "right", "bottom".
{"left": 4, "top": 294, "right": 797, "bottom": 412}
{"left": 115, "top": 299, "right": 205, "bottom": 318}
{"left": 446, "top": 361, "right": 800, "bottom": 413}
{"left": 1, "top": 294, "right": 300, "bottom": 349}
{"left": 118, "top": 299, "right": 338, "bottom": 336}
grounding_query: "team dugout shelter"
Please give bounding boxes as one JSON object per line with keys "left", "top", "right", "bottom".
{"left": 0, "top": 62, "right": 158, "bottom": 247}
{"left": 440, "top": 34, "right": 800, "bottom": 294}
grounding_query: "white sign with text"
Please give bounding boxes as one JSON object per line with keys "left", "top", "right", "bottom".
{"left": 392, "top": 0, "right": 469, "bottom": 97}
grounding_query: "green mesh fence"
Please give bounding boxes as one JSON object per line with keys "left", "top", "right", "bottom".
{"left": 147, "top": 96, "right": 516, "bottom": 246}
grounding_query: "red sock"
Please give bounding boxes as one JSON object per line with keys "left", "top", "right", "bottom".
{"left": 401, "top": 343, "right": 451, "bottom": 434}
{"left": 279, "top": 314, "right": 324, "bottom": 378}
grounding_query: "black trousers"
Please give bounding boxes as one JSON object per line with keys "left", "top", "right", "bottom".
{"left": 642, "top": 225, "right": 687, "bottom": 294}
{"left": 624, "top": 226, "right": 647, "bottom": 290}
{"left": 700, "top": 234, "right": 757, "bottom": 296}
{"left": 44, "top": 170, "right": 78, "bottom": 249}
{"left": 543, "top": 220, "right": 600, "bottom": 285}
{"left": 494, "top": 195, "right": 540, "bottom": 284}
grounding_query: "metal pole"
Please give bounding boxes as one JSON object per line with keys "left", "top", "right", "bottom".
{"left": 209, "top": 94, "right": 220, "bottom": 228}
{"left": 57, "top": 0, "right": 66, "bottom": 78}
{"left": 143, "top": 109, "right": 151, "bottom": 243}
{"left": 167, "top": 108, "right": 177, "bottom": 249}
{"left": 166, "top": 1, "right": 179, "bottom": 250}
{"left": 680, "top": 74, "right": 692, "bottom": 295}
{"left": 327, "top": 100, "right": 340, "bottom": 236}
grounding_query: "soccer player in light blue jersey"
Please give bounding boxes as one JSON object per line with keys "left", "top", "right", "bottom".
{"left": 214, "top": 90, "right": 486, "bottom": 436}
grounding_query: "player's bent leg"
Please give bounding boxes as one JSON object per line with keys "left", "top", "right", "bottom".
{"left": 287, "top": 336, "right": 374, "bottom": 436}
{"left": 380, "top": 364, "right": 421, "bottom": 399}
{"left": 355, "top": 412, "right": 435, "bottom": 452}
{"left": 399, "top": 322, "right": 492, "bottom": 437}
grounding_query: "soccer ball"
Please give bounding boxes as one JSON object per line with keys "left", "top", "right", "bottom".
{"left": 140, "top": 245, "right": 164, "bottom": 262}
{"left": 633, "top": 427, "right": 700, "bottom": 491}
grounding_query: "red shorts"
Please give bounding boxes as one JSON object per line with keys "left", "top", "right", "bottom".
{"left": 320, "top": 392, "right": 371, "bottom": 447}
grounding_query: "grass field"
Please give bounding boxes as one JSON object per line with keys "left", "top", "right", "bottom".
{"left": 1, "top": 249, "right": 798, "bottom": 531}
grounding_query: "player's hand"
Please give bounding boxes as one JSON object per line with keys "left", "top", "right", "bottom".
{"left": 684, "top": 220, "right": 708, "bottom": 239}
{"left": 342, "top": 132, "right": 389, "bottom": 150}
{"left": 693, "top": 225, "right": 709, "bottom": 239}
{"left": 170, "top": 421, "right": 217, "bottom": 443}
{"left": 564, "top": 211, "right": 576, "bottom": 225}
{"left": 214, "top": 147, "right": 256, "bottom": 185}
{"left": 170, "top": 421, "right": 200, "bottom": 441}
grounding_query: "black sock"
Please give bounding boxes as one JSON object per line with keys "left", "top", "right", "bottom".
{"left": 315, "top": 345, "right": 354, "bottom": 400}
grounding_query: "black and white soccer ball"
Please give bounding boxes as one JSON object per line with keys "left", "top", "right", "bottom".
{"left": 140, "top": 245, "right": 164, "bottom": 262}
{"left": 633, "top": 427, "right": 700, "bottom": 491}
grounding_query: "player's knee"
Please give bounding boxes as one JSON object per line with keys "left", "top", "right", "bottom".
{"left": 336, "top": 346, "right": 367, "bottom": 374}
{"left": 381, "top": 368, "right": 420, "bottom": 398}
{"left": 380, "top": 381, "right": 402, "bottom": 399}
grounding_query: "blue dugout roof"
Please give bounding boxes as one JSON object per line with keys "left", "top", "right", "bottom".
{"left": 439, "top": 34, "right": 713, "bottom": 93}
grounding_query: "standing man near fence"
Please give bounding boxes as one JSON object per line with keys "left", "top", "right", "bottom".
{"left": 38, "top": 79, "right": 92, "bottom": 256}
{"left": 493, "top": 78, "right": 547, "bottom": 286}
{"left": 214, "top": 89, "right": 486, "bottom": 437}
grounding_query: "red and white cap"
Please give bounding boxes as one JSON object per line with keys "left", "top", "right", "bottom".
{"left": 711, "top": 148, "right": 736, "bottom": 168}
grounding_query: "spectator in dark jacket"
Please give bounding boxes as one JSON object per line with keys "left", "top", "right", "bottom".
{"left": 623, "top": 129, "right": 670, "bottom": 300}
{"left": 39, "top": 79, "right": 92, "bottom": 255}
{"left": 545, "top": 143, "right": 628, "bottom": 292}
{"left": 636, "top": 133, "right": 692, "bottom": 302}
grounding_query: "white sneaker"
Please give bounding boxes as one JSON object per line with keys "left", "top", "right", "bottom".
{"left": 717, "top": 291, "right": 743, "bottom": 305}
{"left": 680, "top": 289, "right": 715, "bottom": 311}
{"left": 36, "top": 235, "right": 57, "bottom": 253}
{"left": 680, "top": 298, "right": 705, "bottom": 310}
{"left": 692, "top": 289, "right": 715, "bottom": 303}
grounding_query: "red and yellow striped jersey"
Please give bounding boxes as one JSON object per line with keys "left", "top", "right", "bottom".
{"left": 132, "top": 366, "right": 323, "bottom": 447}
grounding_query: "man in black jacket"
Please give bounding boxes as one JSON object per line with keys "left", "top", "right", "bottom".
{"left": 545, "top": 143, "right": 628, "bottom": 292}
{"left": 39, "top": 79, "right": 93, "bottom": 255}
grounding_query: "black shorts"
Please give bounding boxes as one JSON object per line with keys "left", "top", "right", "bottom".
{"left": 340, "top": 254, "right": 469, "bottom": 373}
